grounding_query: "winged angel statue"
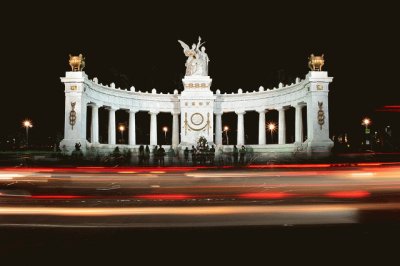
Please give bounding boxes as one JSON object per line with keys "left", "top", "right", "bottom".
{"left": 178, "top": 37, "right": 210, "bottom": 76}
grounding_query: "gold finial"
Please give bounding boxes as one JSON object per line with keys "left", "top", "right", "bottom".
{"left": 68, "top": 54, "right": 85, "bottom": 71}
{"left": 308, "top": 54, "right": 324, "bottom": 71}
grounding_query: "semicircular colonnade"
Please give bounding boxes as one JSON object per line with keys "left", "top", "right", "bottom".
{"left": 60, "top": 57, "right": 334, "bottom": 157}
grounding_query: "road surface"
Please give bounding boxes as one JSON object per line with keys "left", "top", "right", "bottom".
{"left": 2, "top": 162, "right": 400, "bottom": 227}
{"left": 3, "top": 162, "right": 400, "bottom": 261}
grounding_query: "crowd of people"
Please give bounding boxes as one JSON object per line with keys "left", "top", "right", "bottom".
{"left": 183, "top": 145, "right": 216, "bottom": 165}
{"left": 137, "top": 144, "right": 167, "bottom": 166}
{"left": 136, "top": 144, "right": 248, "bottom": 166}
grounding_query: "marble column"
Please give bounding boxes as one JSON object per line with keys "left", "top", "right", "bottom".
{"left": 128, "top": 110, "right": 137, "bottom": 145}
{"left": 295, "top": 105, "right": 303, "bottom": 143}
{"left": 236, "top": 110, "right": 246, "bottom": 146}
{"left": 90, "top": 105, "right": 99, "bottom": 144}
{"left": 278, "top": 107, "right": 286, "bottom": 144}
{"left": 257, "top": 109, "right": 266, "bottom": 145}
{"left": 108, "top": 107, "right": 116, "bottom": 145}
{"left": 149, "top": 111, "right": 158, "bottom": 146}
{"left": 215, "top": 112, "right": 223, "bottom": 145}
{"left": 172, "top": 112, "right": 180, "bottom": 147}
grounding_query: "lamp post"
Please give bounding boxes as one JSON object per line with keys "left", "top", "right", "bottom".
{"left": 362, "top": 118, "right": 371, "bottom": 131}
{"left": 223, "top": 126, "right": 229, "bottom": 145}
{"left": 119, "top": 124, "right": 125, "bottom": 143}
{"left": 267, "top": 122, "right": 276, "bottom": 143}
{"left": 23, "top": 120, "right": 33, "bottom": 149}
{"left": 362, "top": 118, "right": 371, "bottom": 147}
{"left": 385, "top": 125, "right": 391, "bottom": 136}
{"left": 162, "top": 126, "right": 168, "bottom": 144}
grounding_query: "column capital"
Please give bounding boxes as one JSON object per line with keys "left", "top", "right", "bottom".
{"left": 235, "top": 110, "right": 246, "bottom": 115}
{"left": 295, "top": 102, "right": 307, "bottom": 108}
{"left": 128, "top": 109, "right": 139, "bottom": 114}
{"left": 277, "top": 106, "right": 289, "bottom": 111}
{"left": 214, "top": 111, "right": 223, "bottom": 116}
{"left": 149, "top": 110, "right": 159, "bottom": 115}
{"left": 171, "top": 111, "right": 180, "bottom": 116}
{"left": 256, "top": 109, "right": 267, "bottom": 114}
{"left": 106, "top": 106, "right": 118, "bottom": 111}
{"left": 88, "top": 103, "right": 99, "bottom": 108}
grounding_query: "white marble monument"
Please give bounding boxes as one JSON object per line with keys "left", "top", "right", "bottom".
{"left": 177, "top": 37, "right": 215, "bottom": 145}
{"left": 60, "top": 38, "right": 334, "bottom": 157}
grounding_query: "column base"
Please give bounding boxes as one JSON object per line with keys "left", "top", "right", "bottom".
{"left": 303, "top": 139, "right": 334, "bottom": 157}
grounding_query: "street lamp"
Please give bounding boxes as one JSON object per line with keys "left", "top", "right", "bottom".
{"left": 267, "top": 122, "right": 276, "bottom": 143}
{"left": 362, "top": 118, "right": 371, "bottom": 130}
{"left": 385, "top": 125, "right": 391, "bottom": 136}
{"left": 223, "top": 125, "right": 229, "bottom": 145}
{"left": 361, "top": 118, "right": 371, "bottom": 146}
{"left": 162, "top": 126, "right": 168, "bottom": 144}
{"left": 22, "top": 120, "right": 33, "bottom": 148}
{"left": 118, "top": 124, "right": 125, "bottom": 143}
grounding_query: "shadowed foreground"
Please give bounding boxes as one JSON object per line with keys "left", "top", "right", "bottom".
{"left": 2, "top": 163, "right": 400, "bottom": 261}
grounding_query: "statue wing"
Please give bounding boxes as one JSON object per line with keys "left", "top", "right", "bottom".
{"left": 178, "top": 40, "right": 190, "bottom": 56}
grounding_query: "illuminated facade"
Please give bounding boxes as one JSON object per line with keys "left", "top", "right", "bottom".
{"left": 60, "top": 44, "right": 334, "bottom": 156}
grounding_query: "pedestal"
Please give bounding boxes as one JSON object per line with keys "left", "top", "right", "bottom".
{"left": 305, "top": 71, "right": 334, "bottom": 155}
{"left": 179, "top": 75, "right": 215, "bottom": 146}
{"left": 60, "top": 71, "right": 89, "bottom": 153}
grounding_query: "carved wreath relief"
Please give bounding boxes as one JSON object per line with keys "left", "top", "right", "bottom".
{"left": 191, "top": 113, "right": 204, "bottom": 125}
{"left": 69, "top": 102, "right": 77, "bottom": 129}
{"left": 317, "top": 102, "right": 325, "bottom": 130}
{"left": 184, "top": 112, "right": 211, "bottom": 135}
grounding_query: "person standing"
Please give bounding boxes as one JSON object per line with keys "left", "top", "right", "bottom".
{"left": 168, "top": 147, "right": 175, "bottom": 165}
{"left": 184, "top": 147, "right": 189, "bottom": 165}
{"left": 209, "top": 145, "right": 215, "bottom": 165}
{"left": 233, "top": 145, "right": 238, "bottom": 165}
{"left": 239, "top": 145, "right": 246, "bottom": 165}
{"left": 217, "top": 147, "right": 224, "bottom": 166}
{"left": 158, "top": 145, "right": 166, "bottom": 166}
{"left": 144, "top": 145, "right": 150, "bottom": 165}
{"left": 191, "top": 145, "right": 197, "bottom": 165}
{"left": 138, "top": 145, "right": 144, "bottom": 165}
{"left": 152, "top": 145, "right": 158, "bottom": 165}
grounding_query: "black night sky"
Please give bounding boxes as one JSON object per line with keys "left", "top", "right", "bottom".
{"left": 1, "top": 2, "right": 399, "bottom": 147}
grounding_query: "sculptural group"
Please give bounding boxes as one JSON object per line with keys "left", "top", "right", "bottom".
{"left": 178, "top": 37, "right": 210, "bottom": 76}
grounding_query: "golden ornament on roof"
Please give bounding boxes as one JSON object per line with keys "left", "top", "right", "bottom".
{"left": 308, "top": 54, "right": 324, "bottom": 71}
{"left": 69, "top": 54, "right": 85, "bottom": 71}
